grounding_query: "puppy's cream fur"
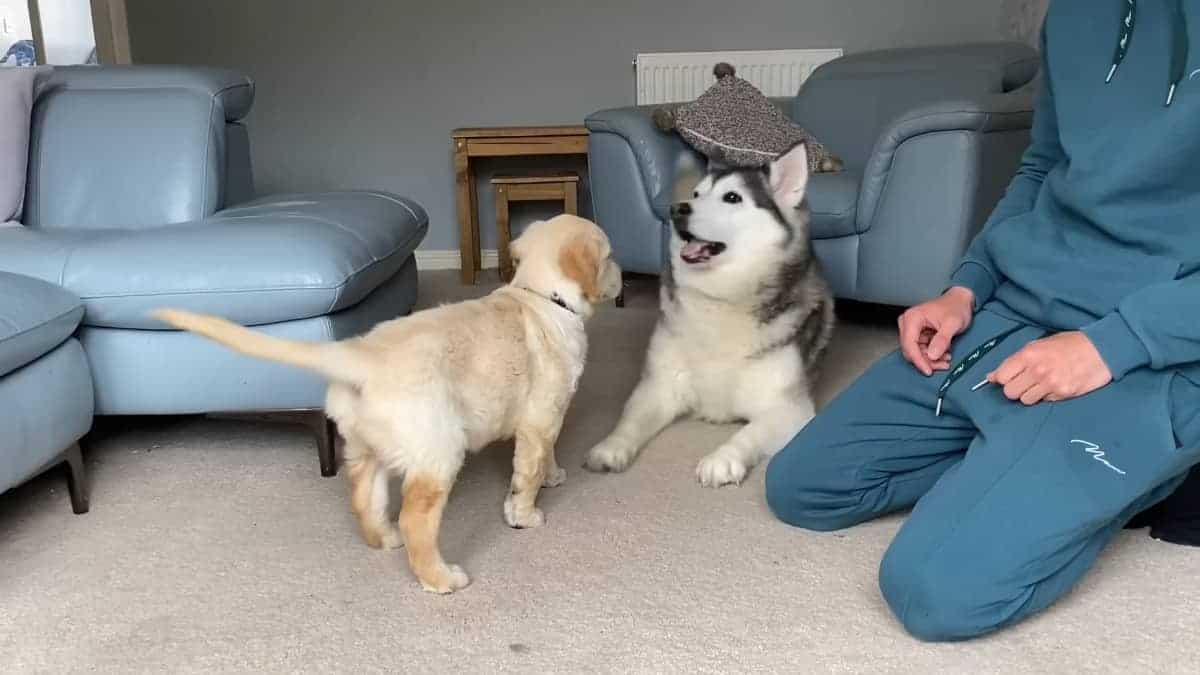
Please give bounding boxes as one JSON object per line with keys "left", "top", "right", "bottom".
{"left": 154, "top": 215, "right": 621, "bottom": 593}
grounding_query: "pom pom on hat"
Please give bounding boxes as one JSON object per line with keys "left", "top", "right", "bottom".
{"left": 713, "top": 62, "right": 736, "bottom": 79}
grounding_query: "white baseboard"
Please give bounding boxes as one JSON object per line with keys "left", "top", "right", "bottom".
{"left": 414, "top": 249, "right": 499, "bottom": 271}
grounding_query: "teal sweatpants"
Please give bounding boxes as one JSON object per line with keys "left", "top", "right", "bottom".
{"left": 765, "top": 307, "right": 1200, "bottom": 641}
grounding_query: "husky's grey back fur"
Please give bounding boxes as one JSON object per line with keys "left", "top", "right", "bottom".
{"left": 744, "top": 165, "right": 835, "bottom": 379}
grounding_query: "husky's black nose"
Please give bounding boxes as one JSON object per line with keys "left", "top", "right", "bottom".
{"left": 670, "top": 202, "right": 691, "bottom": 219}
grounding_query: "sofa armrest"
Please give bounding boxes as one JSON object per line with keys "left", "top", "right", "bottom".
{"left": 857, "top": 89, "right": 1034, "bottom": 232}
{"left": 585, "top": 105, "right": 696, "bottom": 220}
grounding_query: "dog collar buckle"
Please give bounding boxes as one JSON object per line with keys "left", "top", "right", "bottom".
{"left": 550, "top": 292, "right": 574, "bottom": 314}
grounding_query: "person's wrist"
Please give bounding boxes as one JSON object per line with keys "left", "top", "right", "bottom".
{"left": 944, "top": 285, "right": 975, "bottom": 311}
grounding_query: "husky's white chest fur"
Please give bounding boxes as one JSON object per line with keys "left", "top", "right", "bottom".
{"left": 658, "top": 286, "right": 807, "bottom": 424}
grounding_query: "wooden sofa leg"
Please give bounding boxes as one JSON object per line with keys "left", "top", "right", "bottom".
{"left": 299, "top": 411, "right": 339, "bottom": 477}
{"left": 63, "top": 443, "right": 89, "bottom": 514}
{"left": 216, "top": 410, "right": 341, "bottom": 477}
{"left": 318, "top": 418, "right": 338, "bottom": 477}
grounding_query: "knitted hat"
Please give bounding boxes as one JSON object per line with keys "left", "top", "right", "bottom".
{"left": 653, "top": 63, "right": 842, "bottom": 172}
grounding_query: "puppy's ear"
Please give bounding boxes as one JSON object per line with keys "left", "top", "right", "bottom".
{"left": 509, "top": 219, "right": 544, "bottom": 273}
{"left": 559, "top": 232, "right": 603, "bottom": 302}
{"left": 768, "top": 143, "right": 810, "bottom": 212}
{"left": 508, "top": 236, "right": 524, "bottom": 272}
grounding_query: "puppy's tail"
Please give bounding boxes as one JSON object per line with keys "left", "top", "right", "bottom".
{"left": 152, "top": 308, "right": 370, "bottom": 384}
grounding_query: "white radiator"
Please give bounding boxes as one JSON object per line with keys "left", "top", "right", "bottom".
{"left": 634, "top": 48, "right": 843, "bottom": 105}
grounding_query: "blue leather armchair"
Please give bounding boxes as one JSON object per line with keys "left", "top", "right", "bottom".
{"left": 0, "top": 66, "right": 427, "bottom": 483}
{"left": 585, "top": 43, "right": 1039, "bottom": 306}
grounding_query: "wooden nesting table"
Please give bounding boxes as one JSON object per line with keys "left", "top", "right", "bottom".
{"left": 452, "top": 125, "right": 589, "bottom": 284}
{"left": 492, "top": 171, "right": 580, "bottom": 282}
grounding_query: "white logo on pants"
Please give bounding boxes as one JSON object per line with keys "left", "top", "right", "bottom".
{"left": 1071, "top": 439, "right": 1126, "bottom": 476}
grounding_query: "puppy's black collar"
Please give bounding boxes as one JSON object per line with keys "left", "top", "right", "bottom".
{"left": 519, "top": 286, "right": 578, "bottom": 315}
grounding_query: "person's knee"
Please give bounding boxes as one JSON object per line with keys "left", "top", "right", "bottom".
{"left": 878, "top": 542, "right": 1009, "bottom": 642}
{"left": 765, "top": 432, "right": 868, "bottom": 532}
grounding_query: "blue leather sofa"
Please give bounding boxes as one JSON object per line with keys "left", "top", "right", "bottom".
{"left": 0, "top": 66, "right": 427, "bottom": 506}
{"left": 585, "top": 43, "right": 1039, "bottom": 307}
{"left": 0, "top": 271, "right": 92, "bottom": 513}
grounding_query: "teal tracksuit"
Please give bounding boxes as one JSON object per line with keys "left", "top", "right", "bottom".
{"left": 766, "top": 0, "right": 1200, "bottom": 641}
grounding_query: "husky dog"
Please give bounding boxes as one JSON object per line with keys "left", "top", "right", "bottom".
{"left": 585, "top": 143, "right": 834, "bottom": 487}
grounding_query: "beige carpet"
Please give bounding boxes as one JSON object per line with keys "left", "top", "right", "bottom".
{"left": 2, "top": 271, "right": 1197, "bottom": 673}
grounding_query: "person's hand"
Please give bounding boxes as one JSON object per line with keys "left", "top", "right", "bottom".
{"left": 898, "top": 286, "right": 975, "bottom": 376}
{"left": 988, "top": 331, "right": 1112, "bottom": 405}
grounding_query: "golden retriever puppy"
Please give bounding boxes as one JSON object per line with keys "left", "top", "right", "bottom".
{"left": 153, "top": 215, "right": 622, "bottom": 593}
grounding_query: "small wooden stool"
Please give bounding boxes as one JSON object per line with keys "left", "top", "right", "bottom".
{"left": 491, "top": 171, "right": 579, "bottom": 281}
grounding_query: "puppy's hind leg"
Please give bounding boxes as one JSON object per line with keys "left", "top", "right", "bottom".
{"left": 346, "top": 441, "right": 401, "bottom": 549}
{"left": 542, "top": 445, "right": 567, "bottom": 488}
{"left": 399, "top": 467, "right": 469, "bottom": 594}
{"left": 696, "top": 399, "right": 815, "bottom": 488}
{"left": 585, "top": 373, "right": 691, "bottom": 473}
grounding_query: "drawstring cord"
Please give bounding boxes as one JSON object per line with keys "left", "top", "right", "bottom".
{"left": 1108, "top": 0, "right": 1136, "bottom": 84}
{"left": 934, "top": 325, "right": 1028, "bottom": 417}
{"left": 1167, "top": 0, "right": 1189, "bottom": 105}
{"left": 1107, "top": 0, "right": 1190, "bottom": 106}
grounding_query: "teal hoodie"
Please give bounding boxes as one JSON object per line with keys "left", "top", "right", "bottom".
{"left": 950, "top": 0, "right": 1200, "bottom": 381}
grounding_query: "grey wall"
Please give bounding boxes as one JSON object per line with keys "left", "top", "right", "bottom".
{"left": 126, "top": 0, "right": 1007, "bottom": 251}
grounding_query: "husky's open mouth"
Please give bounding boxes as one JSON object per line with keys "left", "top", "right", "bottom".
{"left": 680, "top": 236, "right": 727, "bottom": 264}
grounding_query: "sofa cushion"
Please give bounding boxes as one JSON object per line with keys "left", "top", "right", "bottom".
{"left": 806, "top": 170, "right": 860, "bottom": 239}
{"left": 0, "top": 191, "right": 428, "bottom": 329}
{"left": 24, "top": 66, "right": 256, "bottom": 230}
{"left": 0, "top": 271, "right": 85, "bottom": 377}
{"left": 0, "top": 67, "right": 39, "bottom": 222}
{"left": 795, "top": 69, "right": 1000, "bottom": 174}
{"left": 81, "top": 259, "right": 418, "bottom": 415}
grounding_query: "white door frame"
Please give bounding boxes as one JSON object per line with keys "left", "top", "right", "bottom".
{"left": 24, "top": 0, "right": 131, "bottom": 64}
{"left": 24, "top": 0, "right": 46, "bottom": 64}
{"left": 90, "top": 0, "right": 130, "bottom": 64}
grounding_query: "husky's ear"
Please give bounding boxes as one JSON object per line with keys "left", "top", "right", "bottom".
{"left": 671, "top": 152, "right": 705, "bottom": 202}
{"left": 768, "top": 143, "right": 810, "bottom": 211}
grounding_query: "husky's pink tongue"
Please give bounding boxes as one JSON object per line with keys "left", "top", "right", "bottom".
{"left": 681, "top": 240, "right": 710, "bottom": 260}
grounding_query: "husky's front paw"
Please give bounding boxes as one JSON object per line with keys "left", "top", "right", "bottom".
{"left": 585, "top": 437, "right": 638, "bottom": 473}
{"left": 696, "top": 448, "right": 748, "bottom": 488}
{"left": 503, "top": 495, "right": 546, "bottom": 529}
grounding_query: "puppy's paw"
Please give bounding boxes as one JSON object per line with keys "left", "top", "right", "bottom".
{"left": 420, "top": 564, "right": 471, "bottom": 594}
{"left": 379, "top": 527, "right": 404, "bottom": 550}
{"left": 542, "top": 467, "right": 567, "bottom": 488}
{"left": 503, "top": 495, "right": 546, "bottom": 529}
{"left": 585, "top": 438, "right": 637, "bottom": 473}
{"left": 361, "top": 524, "right": 403, "bottom": 550}
{"left": 696, "top": 448, "right": 748, "bottom": 488}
